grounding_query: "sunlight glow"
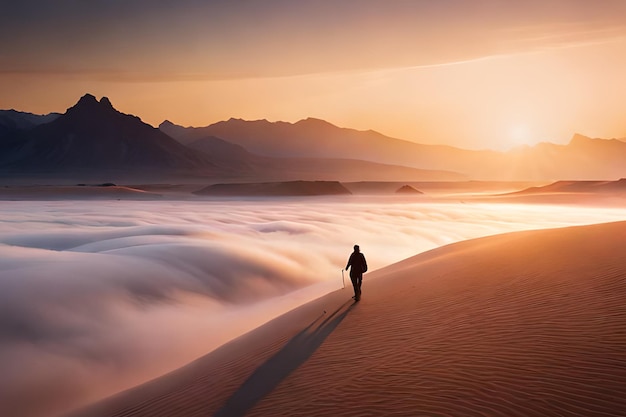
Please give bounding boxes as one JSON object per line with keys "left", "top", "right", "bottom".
{"left": 508, "top": 124, "right": 533, "bottom": 148}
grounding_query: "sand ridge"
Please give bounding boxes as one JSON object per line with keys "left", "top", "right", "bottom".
{"left": 68, "top": 221, "right": 626, "bottom": 417}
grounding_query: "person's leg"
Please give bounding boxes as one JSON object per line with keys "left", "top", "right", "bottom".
{"left": 350, "top": 275, "right": 359, "bottom": 298}
{"left": 356, "top": 275, "right": 362, "bottom": 299}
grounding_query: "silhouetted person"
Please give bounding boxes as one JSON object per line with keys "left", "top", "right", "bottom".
{"left": 345, "top": 244, "right": 367, "bottom": 301}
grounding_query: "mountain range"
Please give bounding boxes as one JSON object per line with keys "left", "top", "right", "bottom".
{"left": 161, "top": 118, "right": 626, "bottom": 181}
{"left": 1, "top": 94, "right": 625, "bottom": 183}
{"left": 0, "top": 95, "right": 462, "bottom": 183}
{"left": 0, "top": 95, "right": 221, "bottom": 182}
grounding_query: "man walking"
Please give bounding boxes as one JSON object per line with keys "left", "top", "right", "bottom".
{"left": 345, "top": 244, "right": 367, "bottom": 301}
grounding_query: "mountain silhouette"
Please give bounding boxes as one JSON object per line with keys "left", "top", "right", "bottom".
{"left": 506, "top": 134, "right": 626, "bottom": 180}
{"left": 0, "top": 94, "right": 218, "bottom": 179}
{"left": 396, "top": 184, "right": 423, "bottom": 194}
{"left": 0, "top": 109, "right": 60, "bottom": 131}
{"left": 0, "top": 109, "right": 60, "bottom": 144}
{"left": 162, "top": 119, "right": 626, "bottom": 180}
{"left": 160, "top": 117, "right": 500, "bottom": 177}
{"left": 161, "top": 126, "right": 464, "bottom": 182}
{"left": 0, "top": 95, "right": 463, "bottom": 183}
{"left": 3, "top": 95, "right": 624, "bottom": 182}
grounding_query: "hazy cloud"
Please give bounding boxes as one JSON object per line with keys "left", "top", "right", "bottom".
{"left": 2, "top": 1, "right": 625, "bottom": 79}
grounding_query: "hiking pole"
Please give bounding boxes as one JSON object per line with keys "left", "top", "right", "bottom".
{"left": 341, "top": 269, "right": 345, "bottom": 289}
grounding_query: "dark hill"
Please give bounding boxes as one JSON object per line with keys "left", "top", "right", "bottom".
{"left": 0, "top": 94, "right": 217, "bottom": 177}
{"left": 395, "top": 185, "right": 423, "bottom": 194}
{"left": 0, "top": 109, "right": 60, "bottom": 133}
{"left": 0, "top": 109, "right": 61, "bottom": 148}
{"left": 194, "top": 180, "right": 352, "bottom": 196}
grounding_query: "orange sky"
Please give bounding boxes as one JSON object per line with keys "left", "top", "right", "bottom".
{"left": 1, "top": 1, "right": 626, "bottom": 150}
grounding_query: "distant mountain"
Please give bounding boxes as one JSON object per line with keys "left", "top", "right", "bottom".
{"left": 159, "top": 120, "right": 199, "bottom": 146}
{"left": 159, "top": 118, "right": 503, "bottom": 178}
{"left": 160, "top": 118, "right": 495, "bottom": 173}
{"left": 183, "top": 135, "right": 461, "bottom": 182}
{"left": 0, "top": 94, "right": 219, "bottom": 179}
{"left": 187, "top": 135, "right": 256, "bottom": 172}
{"left": 506, "top": 134, "right": 626, "bottom": 180}
{"left": 161, "top": 119, "right": 465, "bottom": 181}
{"left": 0, "top": 95, "right": 464, "bottom": 183}
{"left": 395, "top": 185, "right": 423, "bottom": 194}
{"left": 4, "top": 94, "right": 624, "bottom": 183}
{"left": 0, "top": 109, "right": 60, "bottom": 131}
{"left": 162, "top": 119, "right": 626, "bottom": 180}
{"left": 0, "top": 109, "right": 60, "bottom": 143}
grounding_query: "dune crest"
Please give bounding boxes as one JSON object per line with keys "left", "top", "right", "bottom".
{"left": 68, "top": 221, "right": 626, "bottom": 417}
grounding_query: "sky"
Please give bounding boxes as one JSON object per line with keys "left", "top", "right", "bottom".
{"left": 1, "top": 0, "right": 626, "bottom": 150}
{"left": 2, "top": 198, "right": 625, "bottom": 417}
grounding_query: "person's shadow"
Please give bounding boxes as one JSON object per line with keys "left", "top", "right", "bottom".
{"left": 213, "top": 300, "right": 356, "bottom": 417}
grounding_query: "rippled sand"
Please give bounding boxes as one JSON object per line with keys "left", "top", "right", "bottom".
{"left": 68, "top": 221, "right": 626, "bottom": 417}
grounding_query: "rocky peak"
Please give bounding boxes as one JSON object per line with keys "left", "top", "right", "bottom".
{"left": 159, "top": 120, "right": 175, "bottom": 128}
{"left": 74, "top": 93, "right": 98, "bottom": 107}
{"left": 569, "top": 133, "right": 593, "bottom": 146}
{"left": 65, "top": 93, "right": 118, "bottom": 118}
{"left": 99, "top": 96, "right": 113, "bottom": 109}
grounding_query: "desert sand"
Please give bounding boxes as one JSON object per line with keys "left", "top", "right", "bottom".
{"left": 68, "top": 221, "right": 626, "bottom": 417}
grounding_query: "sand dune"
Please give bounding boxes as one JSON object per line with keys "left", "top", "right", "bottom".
{"left": 477, "top": 179, "right": 626, "bottom": 206}
{"left": 68, "top": 221, "right": 626, "bottom": 417}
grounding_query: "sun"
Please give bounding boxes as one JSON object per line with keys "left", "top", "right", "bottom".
{"left": 507, "top": 124, "right": 533, "bottom": 148}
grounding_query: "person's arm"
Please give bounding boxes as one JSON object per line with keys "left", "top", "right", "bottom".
{"left": 362, "top": 254, "right": 367, "bottom": 272}
{"left": 345, "top": 253, "right": 353, "bottom": 270}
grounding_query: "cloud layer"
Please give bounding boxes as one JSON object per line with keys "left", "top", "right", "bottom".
{"left": 3, "top": 1, "right": 625, "bottom": 77}
{"left": 1, "top": 197, "right": 624, "bottom": 417}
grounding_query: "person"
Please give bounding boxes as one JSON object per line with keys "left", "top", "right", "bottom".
{"left": 345, "top": 244, "right": 367, "bottom": 301}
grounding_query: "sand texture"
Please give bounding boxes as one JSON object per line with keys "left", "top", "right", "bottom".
{"left": 69, "top": 221, "right": 626, "bottom": 417}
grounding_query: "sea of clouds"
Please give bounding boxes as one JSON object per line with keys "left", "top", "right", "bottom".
{"left": 1, "top": 196, "right": 624, "bottom": 417}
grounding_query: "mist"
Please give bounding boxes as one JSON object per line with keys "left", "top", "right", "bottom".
{"left": 1, "top": 197, "right": 623, "bottom": 417}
